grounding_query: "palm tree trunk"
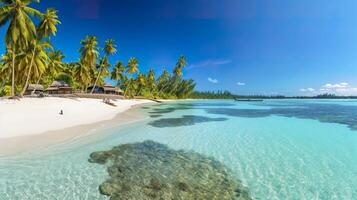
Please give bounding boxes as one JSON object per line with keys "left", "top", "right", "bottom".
{"left": 11, "top": 47, "right": 16, "bottom": 97}
{"left": 91, "top": 65, "right": 103, "bottom": 94}
{"left": 33, "top": 73, "right": 43, "bottom": 93}
{"left": 21, "top": 50, "right": 36, "bottom": 96}
{"left": 136, "top": 85, "right": 143, "bottom": 96}
{"left": 123, "top": 74, "right": 132, "bottom": 98}
{"left": 158, "top": 79, "right": 172, "bottom": 95}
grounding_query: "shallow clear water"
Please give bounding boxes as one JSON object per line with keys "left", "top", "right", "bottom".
{"left": 0, "top": 100, "right": 356, "bottom": 199}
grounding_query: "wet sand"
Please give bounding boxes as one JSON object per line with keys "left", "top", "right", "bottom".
{"left": 0, "top": 102, "right": 155, "bottom": 156}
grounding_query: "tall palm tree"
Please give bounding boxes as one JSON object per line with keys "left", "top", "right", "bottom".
{"left": 91, "top": 39, "right": 116, "bottom": 93}
{"left": 0, "top": 0, "right": 43, "bottom": 96}
{"left": 123, "top": 57, "right": 138, "bottom": 97}
{"left": 173, "top": 55, "right": 186, "bottom": 77}
{"left": 21, "top": 8, "right": 60, "bottom": 95}
{"left": 169, "top": 55, "right": 187, "bottom": 95}
{"left": 18, "top": 41, "right": 51, "bottom": 86}
{"left": 79, "top": 35, "right": 99, "bottom": 91}
{"left": 111, "top": 61, "right": 125, "bottom": 87}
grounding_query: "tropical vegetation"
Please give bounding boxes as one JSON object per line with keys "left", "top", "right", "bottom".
{"left": 0, "top": 0, "right": 195, "bottom": 99}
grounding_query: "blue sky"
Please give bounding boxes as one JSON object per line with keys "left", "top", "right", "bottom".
{"left": 1, "top": 0, "right": 357, "bottom": 95}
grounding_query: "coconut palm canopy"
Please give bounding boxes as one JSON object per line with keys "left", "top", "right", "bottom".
{"left": 0, "top": 1, "right": 196, "bottom": 98}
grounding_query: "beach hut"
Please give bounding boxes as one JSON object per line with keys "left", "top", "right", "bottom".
{"left": 87, "top": 85, "right": 105, "bottom": 94}
{"left": 46, "top": 81, "right": 73, "bottom": 95}
{"left": 103, "top": 84, "right": 123, "bottom": 95}
{"left": 88, "top": 84, "right": 123, "bottom": 95}
{"left": 25, "top": 84, "right": 44, "bottom": 95}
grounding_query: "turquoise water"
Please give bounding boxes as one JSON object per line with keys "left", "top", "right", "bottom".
{"left": 0, "top": 100, "right": 356, "bottom": 199}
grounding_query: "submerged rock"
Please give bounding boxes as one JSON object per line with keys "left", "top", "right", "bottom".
{"left": 89, "top": 140, "right": 252, "bottom": 200}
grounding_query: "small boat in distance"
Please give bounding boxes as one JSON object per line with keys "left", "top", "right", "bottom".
{"left": 234, "top": 97, "right": 264, "bottom": 102}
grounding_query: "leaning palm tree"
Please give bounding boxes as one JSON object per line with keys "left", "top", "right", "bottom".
{"left": 79, "top": 35, "right": 99, "bottom": 91}
{"left": 169, "top": 55, "right": 187, "bottom": 96}
{"left": 123, "top": 57, "right": 138, "bottom": 97}
{"left": 111, "top": 61, "right": 125, "bottom": 86}
{"left": 47, "top": 50, "right": 65, "bottom": 72}
{"left": 173, "top": 55, "right": 186, "bottom": 77}
{"left": 0, "top": 0, "right": 43, "bottom": 96}
{"left": 91, "top": 39, "right": 117, "bottom": 93}
{"left": 96, "top": 57, "right": 111, "bottom": 86}
{"left": 18, "top": 41, "right": 52, "bottom": 89}
{"left": 35, "top": 49, "right": 64, "bottom": 89}
{"left": 21, "top": 8, "right": 60, "bottom": 95}
{"left": 157, "top": 69, "right": 170, "bottom": 95}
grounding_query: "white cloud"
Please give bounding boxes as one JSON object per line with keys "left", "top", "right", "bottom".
{"left": 300, "top": 88, "right": 315, "bottom": 92}
{"left": 237, "top": 82, "right": 246, "bottom": 86}
{"left": 188, "top": 59, "right": 232, "bottom": 69}
{"left": 322, "top": 82, "right": 350, "bottom": 89}
{"left": 300, "top": 82, "right": 357, "bottom": 96}
{"left": 207, "top": 77, "right": 218, "bottom": 84}
{"left": 320, "top": 82, "right": 357, "bottom": 96}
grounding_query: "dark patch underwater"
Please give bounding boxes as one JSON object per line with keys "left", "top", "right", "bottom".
{"left": 206, "top": 103, "right": 357, "bottom": 130}
{"left": 148, "top": 115, "right": 228, "bottom": 128}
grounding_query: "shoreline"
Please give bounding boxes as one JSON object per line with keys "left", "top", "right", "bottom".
{"left": 0, "top": 97, "right": 157, "bottom": 156}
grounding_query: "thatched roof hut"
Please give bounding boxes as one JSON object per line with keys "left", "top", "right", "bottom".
{"left": 103, "top": 84, "right": 123, "bottom": 94}
{"left": 88, "top": 84, "right": 123, "bottom": 95}
{"left": 46, "top": 81, "right": 72, "bottom": 95}
{"left": 27, "top": 84, "right": 44, "bottom": 91}
{"left": 25, "top": 84, "right": 44, "bottom": 95}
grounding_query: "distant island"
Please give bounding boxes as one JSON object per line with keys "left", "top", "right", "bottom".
{"left": 190, "top": 91, "right": 357, "bottom": 99}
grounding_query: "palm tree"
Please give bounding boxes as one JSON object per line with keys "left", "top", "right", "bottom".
{"left": 91, "top": 39, "right": 116, "bottom": 93}
{"left": 0, "top": 51, "right": 13, "bottom": 83}
{"left": 21, "top": 41, "right": 54, "bottom": 95}
{"left": 136, "top": 72, "right": 146, "bottom": 96}
{"left": 123, "top": 57, "right": 138, "bottom": 97}
{"left": 96, "top": 56, "right": 111, "bottom": 86}
{"left": 79, "top": 35, "right": 99, "bottom": 91}
{"left": 157, "top": 69, "right": 171, "bottom": 95}
{"left": 0, "top": 0, "right": 43, "bottom": 96}
{"left": 169, "top": 55, "right": 187, "bottom": 96}
{"left": 147, "top": 68, "right": 156, "bottom": 93}
{"left": 48, "top": 50, "right": 65, "bottom": 72}
{"left": 20, "top": 8, "right": 60, "bottom": 95}
{"left": 75, "top": 61, "right": 91, "bottom": 92}
{"left": 37, "top": 8, "right": 60, "bottom": 40}
{"left": 18, "top": 41, "right": 51, "bottom": 88}
{"left": 173, "top": 55, "right": 186, "bottom": 77}
{"left": 37, "top": 49, "right": 64, "bottom": 88}
{"left": 176, "top": 79, "right": 195, "bottom": 98}
{"left": 111, "top": 61, "right": 125, "bottom": 86}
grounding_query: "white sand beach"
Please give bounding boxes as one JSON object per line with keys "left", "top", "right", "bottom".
{"left": 0, "top": 97, "right": 152, "bottom": 139}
